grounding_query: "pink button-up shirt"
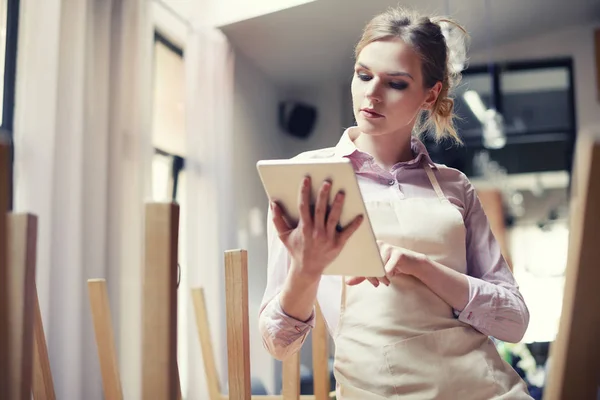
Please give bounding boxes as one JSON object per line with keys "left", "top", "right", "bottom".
{"left": 259, "top": 127, "right": 530, "bottom": 361}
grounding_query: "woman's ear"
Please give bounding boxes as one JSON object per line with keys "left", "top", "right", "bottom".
{"left": 423, "top": 81, "right": 443, "bottom": 110}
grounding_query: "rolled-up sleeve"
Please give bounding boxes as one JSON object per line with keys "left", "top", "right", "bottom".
{"left": 258, "top": 206, "right": 315, "bottom": 360}
{"left": 456, "top": 177, "right": 530, "bottom": 343}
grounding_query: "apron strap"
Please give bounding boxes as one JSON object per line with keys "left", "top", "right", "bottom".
{"left": 424, "top": 164, "right": 447, "bottom": 201}
{"left": 340, "top": 277, "right": 347, "bottom": 313}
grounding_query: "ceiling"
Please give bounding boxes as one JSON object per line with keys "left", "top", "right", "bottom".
{"left": 219, "top": 0, "right": 600, "bottom": 87}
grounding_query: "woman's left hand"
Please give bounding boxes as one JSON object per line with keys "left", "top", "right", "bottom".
{"left": 346, "top": 240, "right": 428, "bottom": 287}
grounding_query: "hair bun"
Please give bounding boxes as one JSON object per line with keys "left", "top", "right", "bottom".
{"left": 435, "top": 18, "right": 470, "bottom": 76}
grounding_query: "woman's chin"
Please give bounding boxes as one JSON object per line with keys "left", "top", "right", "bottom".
{"left": 356, "top": 119, "right": 387, "bottom": 136}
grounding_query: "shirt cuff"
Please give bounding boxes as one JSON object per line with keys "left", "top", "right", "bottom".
{"left": 261, "top": 294, "right": 315, "bottom": 349}
{"left": 454, "top": 275, "right": 493, "bottom": 333}
{"left": 275, "top": 295, "right": 316, "bottom": 329}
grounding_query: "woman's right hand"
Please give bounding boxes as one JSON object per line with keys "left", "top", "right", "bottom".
{"left": 270, "top": 175, "right": 364, "bottom": 280}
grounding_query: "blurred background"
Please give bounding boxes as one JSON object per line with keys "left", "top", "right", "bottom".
{"left": 2, "top": 0, "right": 600, "bottom": 398}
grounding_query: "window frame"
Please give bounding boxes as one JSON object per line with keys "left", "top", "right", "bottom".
{"left": 152, "top": 30, "right": 185, "bottom": 202}
{"left": 1, "top": 0, "right": 21, "bottom": 211}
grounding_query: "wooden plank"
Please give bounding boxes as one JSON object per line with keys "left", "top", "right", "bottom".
{"left": 87, "top": 279, "right": 123, "bottom": 400}
{"left": 312, "top": 304, "right": 329, "bottom": 400}
{"left": 32, "top": 283, "right": 56, "bottom": 400}
{"left": 282, "top": 351, "right": 300, "bottom": 400}
{"left": 544, "top": 137, "right": 600, "bottom": 400}
{"left": 224, "top": 249, "right": 251, "bottom": 399}
{"left": 8, "top": 214, "right": 37, "bottom": 399}
{"left": 0, "top": 136, "right": 11, "bottom": 396}
{"left": 142, "top": 203, "right": 180, "bottom": 400}
{"left": 192, "top": 287, "right": 222, "bottom": 400}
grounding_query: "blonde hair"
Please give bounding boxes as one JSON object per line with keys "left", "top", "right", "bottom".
{"left": 355, "top": 7, "right": 470, "bottom": 144}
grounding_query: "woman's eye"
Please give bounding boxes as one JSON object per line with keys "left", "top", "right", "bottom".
{"left": 357, "top": 73, "right": 372, "bottom": 81}
{"left": 390, "top": 81, "right": 408, "bottom": 90}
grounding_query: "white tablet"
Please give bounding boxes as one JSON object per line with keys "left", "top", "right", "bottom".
{"left": 256, "top": 158, "right": 385, "bottom": 277}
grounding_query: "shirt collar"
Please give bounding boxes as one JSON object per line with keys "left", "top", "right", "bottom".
{"left": 333, "top": 126, "right": 437, "bottom": 169}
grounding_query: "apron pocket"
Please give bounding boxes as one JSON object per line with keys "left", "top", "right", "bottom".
{"left": 383, "top": 326, "right": 502, "bottom": 399}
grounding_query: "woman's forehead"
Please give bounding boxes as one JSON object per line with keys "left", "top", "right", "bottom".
{"left": 357, "top": 39, "right": 422, "bottom": 78}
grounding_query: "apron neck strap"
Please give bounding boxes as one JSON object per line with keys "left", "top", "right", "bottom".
{"left": 423, "top": 164, "right": 446, "bottom": 201}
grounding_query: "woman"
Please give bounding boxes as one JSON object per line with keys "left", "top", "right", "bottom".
{"left": 259, "top": 7, "right": 531, "bottom": 399}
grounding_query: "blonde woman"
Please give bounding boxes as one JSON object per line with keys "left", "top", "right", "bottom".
{"left": 259, "top": 7, "right": 532, "bottom": 399}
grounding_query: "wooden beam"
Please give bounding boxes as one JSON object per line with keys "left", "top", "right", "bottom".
{"left": 32, "top": 283, "right": 55, "bottom": 400}
{"left": 7, "top": 214, "right": 37, "bottom": 399}
{"left": 544, "top": 137, "right": 600, "bottom": 399}
{"left": 0, "top": 136, "right": 11, "bottom": 396}
{"left": 142, "top": 203, "right": 180, "bottom": 400}
{"left": 224, "top": 249, "right": 251, "bottom": 399}
{"left": 312, "top": 304, "right": 330, "bottom": 400}
{"left": 87, "top": 279, "right": 123, "bottom": 400}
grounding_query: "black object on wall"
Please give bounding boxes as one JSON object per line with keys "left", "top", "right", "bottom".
{"left": 279, "top": 101, "right": 318, "bottom": 139}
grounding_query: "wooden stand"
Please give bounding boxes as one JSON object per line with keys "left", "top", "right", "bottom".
{"left": 142, "top": 203, "right": 180, "bottom": 399}
{"left": 1, "top": 138, "right": 55, "bottom": 399}
{"left": 220, "top": 249, "right": 335, "bottom": 400}
{"left": 544, "top": 135, "right": 600, "bottom": 399}
{"left": 87, "top": 202, "right": 182, "bottom": 400}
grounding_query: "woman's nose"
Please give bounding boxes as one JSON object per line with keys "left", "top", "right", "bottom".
{"left": 365, "top": 82, "right": 382, "bottom": 103}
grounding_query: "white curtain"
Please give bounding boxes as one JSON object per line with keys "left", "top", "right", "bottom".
{"left": 183, "top": 26, "right": 237, "bottom": 399}
{"left": 13, "top": 0, "right": 153, "bottom": 398}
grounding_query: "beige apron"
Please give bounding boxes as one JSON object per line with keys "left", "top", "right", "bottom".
{"left": 332, "top": 164, "right": 531, "bottom": 400}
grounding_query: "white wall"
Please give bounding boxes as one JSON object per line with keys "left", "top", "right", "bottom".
{"left": 231, "top": 50, "right": 282, "bottom": 395}
{"left": 469, "top": 21, "right": 600, "bottom": 135}
{"left": 232, "top": 53, "right": 345, "bottom": 392}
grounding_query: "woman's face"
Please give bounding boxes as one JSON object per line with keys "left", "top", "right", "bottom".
{"left": 351, "top": 38, "right": 439, "bottom": 137}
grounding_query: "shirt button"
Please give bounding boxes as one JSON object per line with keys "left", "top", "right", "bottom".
{"left": 388, "top": 179, "right": 395, "bottom": 186}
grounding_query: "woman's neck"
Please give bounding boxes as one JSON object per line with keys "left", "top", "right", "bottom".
{"left": 354, "top": 130, "right": 414, "bottom": 171}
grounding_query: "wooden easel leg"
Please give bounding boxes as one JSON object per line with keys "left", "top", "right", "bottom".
{"left": 0, "top": 136, "right": 12, "bottom": 396}
{"left": 282, "top": 352, "right": 301, "bottom": 400}
{"left": 192, "top": 287, "right": 223, "bottom": 400}
{"left": 312, "top": 304, "right": 330, "bottom": 400}
{"left": 142, "top": 203, "right": 180, "bottom": 400}
{"left": 32, "top": 283, "right": 56, "bottom": 400}
{"left": 544, "top": 138, "right": 600, "bottom": 399}
{"left": 225, "top": 249, "right": 252, "bottom": 399}
{"left": 8, "top": 214, "right": 37, "bottom": 400}
{"left": 87, "top": 279, "right": 123, "bottom": 400}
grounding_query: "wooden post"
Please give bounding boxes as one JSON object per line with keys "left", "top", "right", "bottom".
{"left": 32, "top": 284, "right": 56, "bottom": 400}
{"left": 0, "top": 136, "right": 12, "bottom": 396}
{"left": 142, "top": 203, "right": 180, "bottom": 400}
{"left": 312, "top": 304, "right": 329, "bottom": 400}
{"left": 87, "top": 279, "right": 123, "bottom": 400}
{"left": 544, "top": 136, "right": 600, "bottom": 399}
{"left": 7, "top": 214, "right": 37, "bottom": 399}
{"left": 224, "top": 249, "right": 252, "bottom": 399}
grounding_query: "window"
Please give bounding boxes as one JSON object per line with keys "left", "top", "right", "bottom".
{"left": 425, "top": 58, "right": 576, "bottom": 178}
